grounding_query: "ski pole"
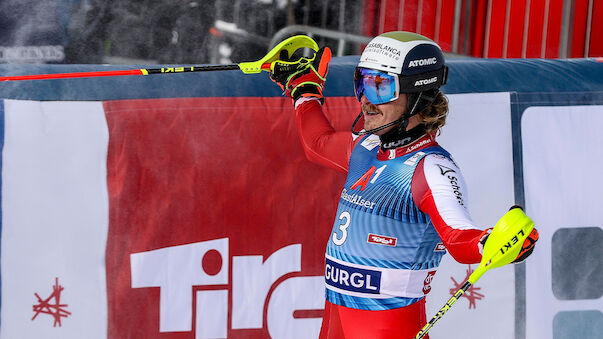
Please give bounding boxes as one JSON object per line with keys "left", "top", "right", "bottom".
{"left": 414, "top": 207, "right": 535, "bottom": 339}
{"left": 0, "top": 35, "right": 318, "bottom": 82}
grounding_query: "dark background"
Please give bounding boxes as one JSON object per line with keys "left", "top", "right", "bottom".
{"left": 0, "top": 0, "right": 364, "bottom": 64}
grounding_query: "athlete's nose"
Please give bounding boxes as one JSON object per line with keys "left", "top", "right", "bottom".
{"left": 360, "top": 94, "right": 370, "bottom": 105}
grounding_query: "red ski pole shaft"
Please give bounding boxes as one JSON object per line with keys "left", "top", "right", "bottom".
{"left": 0, "top": 64, "right": 242, "bottom": 82}
{"left": 0, "top": 35, "right": 319, "bottom": 82}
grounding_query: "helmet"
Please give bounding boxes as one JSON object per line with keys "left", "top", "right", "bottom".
{"left": 352, "top": 31, "right": 448, "bottom": 137}
{"left": 357, "top": 31, "right": 447, "bottom": 94}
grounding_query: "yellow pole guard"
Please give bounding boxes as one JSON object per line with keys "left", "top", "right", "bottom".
{"left": 468, "top": 208, "right": 535, "bottom": 284}
{"left": 238, "top": 35, "right": 319, "bottom": 74}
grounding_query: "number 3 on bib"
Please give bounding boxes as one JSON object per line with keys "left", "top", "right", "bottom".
{"left": 332, "top": 211, "right": 351, "bottom": 246}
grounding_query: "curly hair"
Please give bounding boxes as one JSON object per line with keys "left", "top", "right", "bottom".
{"left": 420, "top": 91, "right": 449, "bottom": 134}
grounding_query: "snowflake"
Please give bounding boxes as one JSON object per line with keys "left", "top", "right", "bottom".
{"left": 32, "top": 277, "right": 71, "bottom": 326}
{"left": 449, "top": 265, "right": 485, "bottom": 309}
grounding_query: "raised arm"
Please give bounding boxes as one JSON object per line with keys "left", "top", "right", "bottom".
{"left": 295, "top": 99, "right": 355, "bottom": 173}
{"left": 270, "top": 47, "right": 356, "bottom": 173}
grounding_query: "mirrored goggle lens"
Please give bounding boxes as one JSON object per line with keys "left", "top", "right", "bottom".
{"left": 354, "top": 68, "right": 398, "bottom": 105}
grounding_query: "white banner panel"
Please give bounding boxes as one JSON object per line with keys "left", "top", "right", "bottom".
{"left": 427, "top": 92, "right": 516, "bottom": 339}
{"left": 522, "top": 105, "right": 603, "bottom": 339}
{"left": 1, "top": 100, "right": 109, "bottom": 338}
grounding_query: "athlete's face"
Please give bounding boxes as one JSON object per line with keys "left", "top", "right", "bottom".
{"left": 360, "top": 93, "right": 408, "bottom": 136}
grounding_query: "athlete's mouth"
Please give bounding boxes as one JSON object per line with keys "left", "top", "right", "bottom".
{"left": 362, "top": 104, "right": 381, "bottom": 117}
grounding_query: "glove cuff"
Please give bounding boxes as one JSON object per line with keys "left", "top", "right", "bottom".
{"left": 291, "top": 83, "right": 323, "bottom": 101}
{"left": 477, "top": 228, "right": 493, "bottom": 254}
{"left": 294, "top": 97, "right": 322, "bottom": 109}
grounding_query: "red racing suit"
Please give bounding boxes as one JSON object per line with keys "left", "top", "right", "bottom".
{"left": 294, "top": 99, "right": 487, "bottom": 339}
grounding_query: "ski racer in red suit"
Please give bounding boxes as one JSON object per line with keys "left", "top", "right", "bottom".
{"left": 270, "top": 31, "right": 539, "bottom": 339}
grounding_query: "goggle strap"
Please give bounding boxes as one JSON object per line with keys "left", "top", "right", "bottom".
{"left": 407, "top": 91, "right": 424, "bottom": 117}
{"left": 350, "top": 111, "right": 407, "bottom": 136}
{"left": 351, "top": 112, "right": 365, "bottom": 135}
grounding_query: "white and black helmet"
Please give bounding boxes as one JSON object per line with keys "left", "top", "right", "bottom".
{"left": 358, "top": 31, "right": 448, "bottom": 94}
{"left": 352, "top": 31, "right": 448, "bottom": 138}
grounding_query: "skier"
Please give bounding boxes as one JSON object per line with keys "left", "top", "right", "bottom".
{"left": 270, "top": 31, "right": 539, "bottom": 339}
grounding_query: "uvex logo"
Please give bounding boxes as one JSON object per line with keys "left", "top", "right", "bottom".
{"left": 367, "top": 233, "right": 397, "bottom": 246}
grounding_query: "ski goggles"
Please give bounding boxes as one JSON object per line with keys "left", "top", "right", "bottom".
{"left": 354, "top": 68, "right": 400, "bottom": 105}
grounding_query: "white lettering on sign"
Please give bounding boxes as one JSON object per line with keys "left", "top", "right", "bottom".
{"left": 0, "top": 45, "right": 65, "bottom": 62}
{"left": 130, "top": 239, "right": 323, "bottom": 339}
{"left": 130, "top": 238, "right": 229, "bottom": 333}
{"left": 232, "top": 245, "right": 301, "bottom": 329}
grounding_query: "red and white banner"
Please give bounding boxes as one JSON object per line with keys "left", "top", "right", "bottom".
{"left": 1, "top": 93, "right": 518, "bottom": 338}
